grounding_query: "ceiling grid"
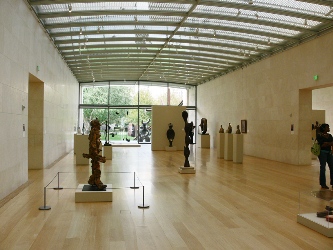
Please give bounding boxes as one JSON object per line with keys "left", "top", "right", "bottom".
{"left": 27, "top": 0, "right": 333, "bottom": 85}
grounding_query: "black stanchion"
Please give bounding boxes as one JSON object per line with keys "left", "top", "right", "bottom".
{"left": 138, "top": 186, "right": 149, "bottom": 209}
{"left": 53, "top": 172, "right": 63, "bottom": 190}
{"left": 130, "top": 172, "right": 139, "bottom": 189}
{"left": 39, "top": 187, "right": 51, "bottom": 210}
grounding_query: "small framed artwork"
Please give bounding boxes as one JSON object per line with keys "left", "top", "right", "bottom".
{"left": 241, "top": 120, "right": 247, "bottom": 133}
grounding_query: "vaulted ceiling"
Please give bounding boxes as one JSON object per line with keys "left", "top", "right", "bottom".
{"left": 27, "top": 0, "right": 333, "bottom": 85}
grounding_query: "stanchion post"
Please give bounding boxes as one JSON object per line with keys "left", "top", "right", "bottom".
{"left": 39, "top": 187, "right": 51, "bottom": 210}
{"left": 53, "top": 172, "right": 63, "bottom": 190}
{"left": 130, "top": 172, "right": 139, "bottom": 189}
{"left": 138, "top": 186, "right": 149, "bottom": 209}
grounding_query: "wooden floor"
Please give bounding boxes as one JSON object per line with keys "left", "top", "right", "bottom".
{"left": 1, "top": 144, "right": 333, "bottom": 249}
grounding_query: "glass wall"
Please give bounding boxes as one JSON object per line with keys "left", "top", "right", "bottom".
{"left": 78, "top": 81, "right": 196, "bottom": 144}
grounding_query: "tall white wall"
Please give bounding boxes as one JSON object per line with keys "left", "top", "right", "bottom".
{"left": 198, "top": 31, "right": 333, "bottom": 165}
{"left": 0, "top": 0, "right": 78, "bottom": 199}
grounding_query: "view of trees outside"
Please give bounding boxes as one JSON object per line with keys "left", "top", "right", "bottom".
{"left": 80, "top": 82, "right": 191, "bottom": 143}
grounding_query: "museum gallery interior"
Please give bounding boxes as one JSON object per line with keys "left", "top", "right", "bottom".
{"left": 1, "top": 0, "right": 333, "bottom": 249}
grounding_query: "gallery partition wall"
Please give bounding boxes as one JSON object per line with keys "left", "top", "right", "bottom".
{"left": 78, "top": 81, "right": 197, "bottom": 144}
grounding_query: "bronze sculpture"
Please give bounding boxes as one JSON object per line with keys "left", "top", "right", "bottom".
{"left": 236, "top": 125, "right": 241, "bottom": 134}
{"left": 83, "top": 118, "right": 107, "bottom": 190}
{"left": 219, "top": 125, "right": 224, "bottom": 133}
{"left": 182, "top": 111, "right": 193, "bottom": 167}
{"left": 227, "top": 123, "right": 232, "bottom": 133}
{"left": 199, "top": 118, "right": 208, "bottom": 134}
{"left": 166, "top": 123, "right": 175, "bottom": 147}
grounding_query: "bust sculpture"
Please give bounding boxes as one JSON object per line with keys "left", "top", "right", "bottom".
{"left": 219, "top": 125, "right": 224, "bottom": 133}
{"left": 166, "top": 123, "right": 175, "bottom": 147}
{"left": 236, "top": 125, "right": 241, "bottom": 134}
{"left": 227, "top": 123, "right": 232, "bottom": 133}
{"left": 199, "top": 118, "right": 208, "bottom": 134}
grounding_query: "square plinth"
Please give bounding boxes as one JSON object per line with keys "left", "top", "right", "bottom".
{"left": 75, "top": 184, "right": 112, "bottom": 202}
{"left": 297, "top": 213, "right": 333, "bottom": 237}
{"left": 103, "top": 145, "right": 112, "bottom": 160}
{"left": 179, "top": 166, "right": 196, "bottom": 174}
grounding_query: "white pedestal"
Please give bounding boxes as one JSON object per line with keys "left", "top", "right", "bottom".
{"left": 75, "top": 184, "right": 113, "bottom": 202}
{"left": 297, "top": 213, "right": 333, "bottom": 237}
{"left": 217, "top": 133, "right": 225, "bottom": 159}
{"left": 178, "top": 166, "right": 196, "bottom": 174}
{"left": 233, "top": 134, "right": 243, "bottom": 163}
{"left": 165, "top": 146, "right": 177, "bottom": 151}
{"left": 74, "top": 134, "right": 90, "bottom": 165}
{"left": 76, "top": 154, "right": 89, "bottom": 165}
{"left": 103, "top": 145, "right": 112, "bottom": 160}
{"left": 224, "top": 133, "right": 233, "bottom": 161}
{"left": 198, "top": 134, "right": 210, "bottom": 148}
{"left": 74, "top": 134, "right": 89, "bottom": 154}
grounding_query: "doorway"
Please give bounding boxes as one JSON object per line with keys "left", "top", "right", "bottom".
{"left": 28, "top": 74, "right": 44, "bottom": 169}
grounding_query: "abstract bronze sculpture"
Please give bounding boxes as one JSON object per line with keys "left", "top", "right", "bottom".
{"left": 182, "top": 111, "right": 193, "bottom": 167}
{"left": 83, "top": 118, "right": 107, "bottom": 190}
{"left": 166, "top": 123, "right": 175, "bottom": 147}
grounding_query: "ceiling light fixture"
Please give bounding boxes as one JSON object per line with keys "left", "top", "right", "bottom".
{"left": 213, "top": 30, "right": 216, "bottom": 37}
{"left": 68, "top": 4, "right": 72, "bottom": 13}
{"left": 97, "top": 26, "right": 100, "bottom": 33}
{"left": 304, "top": 19, "right": 308, "bottom": 26}
{"left": 268, "top": 37, "right": 271, "bottom": 44}
{"left": 79, "top": 27, "right": 82, "bottom": 34}
{"left": 248, "top": 0, "right": 253, "bottom": 4}
{"left": 236, "top": 9, "right": 241, "bottom": 17}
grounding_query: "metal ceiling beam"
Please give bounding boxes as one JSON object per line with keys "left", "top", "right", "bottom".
{"left": 37, "top": 10, "right": 326, "bottom": 31}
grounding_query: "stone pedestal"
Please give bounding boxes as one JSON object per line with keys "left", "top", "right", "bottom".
{"left": 198, "top": 134, "right": 210, "bottom": 148}
{"left": 217, "top": 133, "right": 225, "bottom": 159}
{"left": 74, "top": 134, "right": 89, "bottom": 154}
{"left": 224, "top": 133, "right": 233, "bottom": 161}
{"left": 103, "top": 145, "right": 112, "bottom": 160}
{"left": 233, "top": 134, "right": 244, "bottom": 163}
{"left": 74, "top": 134, "right": 89, "bottom": 165}
{"left": 75, "top": 184, "right": 112, "bottom": 202}
{"left": 178, "top": 166, "right": 196, "bottom": 174}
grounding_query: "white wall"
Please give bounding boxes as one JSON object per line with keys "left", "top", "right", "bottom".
{"left": 0, "top": 0, "right": 78, "bottom": 199}
{"left": 151, "top": 106, "right": 186, "bottom": 150}
{"left": 313, "top": 87, "right": 333, "bottom": 126}
{"left": 197, "top": 31, "right": 333, "bottom": 165}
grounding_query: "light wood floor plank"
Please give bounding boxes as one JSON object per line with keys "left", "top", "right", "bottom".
{"left": 0, "top": 145, "right": 333, "bottom": 249}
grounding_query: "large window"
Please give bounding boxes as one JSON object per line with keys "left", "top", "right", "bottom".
{"left": 79, "top": 81, "right": 196, "bottom": 144}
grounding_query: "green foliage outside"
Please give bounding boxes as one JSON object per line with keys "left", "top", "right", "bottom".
{"left": 81, "top": 84, "right": 186, "bottom": 141}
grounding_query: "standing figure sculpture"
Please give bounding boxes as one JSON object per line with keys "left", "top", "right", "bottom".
{"left": 83, "top": 118, "right": 107, "bottom": 190}
{"left": 199, "top": 118, "right": 208, "bottom": 134}
{"left": 182, "top": 111, "right": 193, "bottom": 167}
{"left": 166, "top": 123, "right": 175, "bottom": 147}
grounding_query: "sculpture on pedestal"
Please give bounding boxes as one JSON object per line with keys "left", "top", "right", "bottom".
{"left": 139, "top": 119, "right": 151, "bottom": 142}
{"left": 227, "top": 123, "right": 232, "bottom": 133}
{"left": 83, "top": 118, "right": 106, "bottom": 190}
{"left": 236, "top": 125, "right": 241, "bottom": 134}
{"left": 182, "top": 111, "right": 193, "bottom": 167}
{"left": 199, "top": 118, "right": 208, "bottom": 134}
{"left": 219, "top": 125, "right": 224, "bottom": 133}
{"left": 166, "top": 123, "right": 175, "bottom": 147}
